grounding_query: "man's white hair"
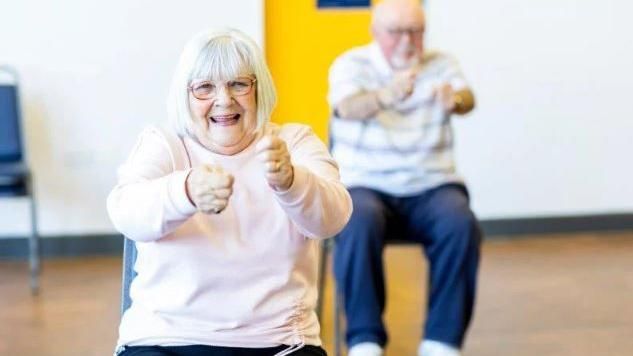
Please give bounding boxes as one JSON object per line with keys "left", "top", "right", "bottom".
{"left": 167, "top": 28, "right": 277, "bottom": 137}
{"left": 371, "top": 0, "right": 424, "bottom": 28}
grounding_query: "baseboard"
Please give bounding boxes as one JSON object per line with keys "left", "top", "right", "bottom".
{"left": 0, "top": 234, "right": 123, "bottom": 259}
{"left": 1, "top": 213, "right": 632, "bottom": 259}
{"left": 480, "top": 213, "right": 633, "bottom": 236}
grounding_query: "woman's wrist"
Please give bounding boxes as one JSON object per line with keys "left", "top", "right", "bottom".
{"left": 184, "top": 170, "right": 196, "bottom": 207}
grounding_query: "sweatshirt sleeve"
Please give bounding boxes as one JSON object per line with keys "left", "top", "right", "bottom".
{"left": 272, "top": 124, "right": 353, "bottom": 239}
{"left": 106, "top": 127, "right": 196, "bottom": 242}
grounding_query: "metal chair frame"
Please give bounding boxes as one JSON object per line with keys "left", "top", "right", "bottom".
{"left": 0, "top": 65, "right": 40, "bottom": 295}
{"left": 321, "top": 235, "right": 420, "bottom": 356}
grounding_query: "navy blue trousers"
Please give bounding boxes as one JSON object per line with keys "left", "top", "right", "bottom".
{"left": 333, "top": 184, "right": 481, "bottom": 348}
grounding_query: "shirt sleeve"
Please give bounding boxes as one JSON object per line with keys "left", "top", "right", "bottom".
{"left": 439, "top": 53, "right": 469, "bottom": 91}
{"left": 106, "top": 127, "right": 196, "bottom": 242}
{"left": 327, "top": 52, "right": 372, "bottom": 110}
{"left": 271, "top": 124, "right": 353, "bottom": 239}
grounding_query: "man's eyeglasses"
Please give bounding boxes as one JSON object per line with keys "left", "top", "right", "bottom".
{"left": 386, "top": 27, "right": 424, "bottom": 38}
{"left": 188, "top": 77, "right": 257, "bottom": 100}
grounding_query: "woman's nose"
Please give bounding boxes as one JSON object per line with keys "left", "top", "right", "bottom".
{"left": 213, "top": 86, "right": 232, "bottom": 106}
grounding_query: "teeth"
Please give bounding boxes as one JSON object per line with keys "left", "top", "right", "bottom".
{"left": 212, "top": 114, "right": 237, "bottom": 120}
{"left": 209, "top": 114, "right": 239, "bottom": 124}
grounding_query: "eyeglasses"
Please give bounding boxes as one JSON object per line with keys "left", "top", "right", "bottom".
{"left": 188, "top": 77, "right": 257, "bottom": 100}
{"left": 386, "top": 27, "right": 424, "bottom": 38}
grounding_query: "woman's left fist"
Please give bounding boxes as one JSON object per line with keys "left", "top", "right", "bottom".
{"left": 255, "top": 133, "right": 294, "bottom": 191}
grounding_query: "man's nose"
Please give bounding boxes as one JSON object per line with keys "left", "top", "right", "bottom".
{"left": 402, "top": 31, "right": 414, "bottom": 43}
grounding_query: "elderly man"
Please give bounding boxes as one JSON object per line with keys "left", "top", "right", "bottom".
{"left": 328, "top": 1, "right": 481, "bottom": 356}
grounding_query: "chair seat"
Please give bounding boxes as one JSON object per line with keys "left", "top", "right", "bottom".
{"left": 0, "top": 162, "right": 29, "bottom": 196}
{"left": 0, "top": 161, "right": 28, "bottom": 176}
{"left": 0, "top": 181, "right": 27, "bottom": 196}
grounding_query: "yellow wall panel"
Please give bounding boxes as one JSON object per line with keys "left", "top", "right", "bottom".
{"left": 265, "top": 1, "right": 377, "bottom": 141}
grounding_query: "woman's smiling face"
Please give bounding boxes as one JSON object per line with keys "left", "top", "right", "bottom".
{"left": 188, "top": 73, "right": 258, "bottom": 155}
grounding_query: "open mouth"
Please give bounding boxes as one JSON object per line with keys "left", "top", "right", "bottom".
{"left": 210, "top": 114, "right": 240, "bottom": 126}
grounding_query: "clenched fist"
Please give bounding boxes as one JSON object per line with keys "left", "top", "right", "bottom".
{"left": 185, "top": 165, "right": 234, "bottom": 214}
{"left": 255, "top": 133, "right": 294, "bottom": 191}
{"left": 377, "top": 69, "right": 417, "bottom": 108}
{"left": 433, "top": 83, "right": 457, "bottom": 113}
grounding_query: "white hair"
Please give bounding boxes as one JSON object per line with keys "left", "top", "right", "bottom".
{"left": 167, "top": 28, "right": 277, "bottom": 137}
{"left": 371, "top": 0, "right": 424, "bottom": 29}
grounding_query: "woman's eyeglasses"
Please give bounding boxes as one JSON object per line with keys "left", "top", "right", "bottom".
{"left": 188, "top": 78, "right": 257, "bottom": 100}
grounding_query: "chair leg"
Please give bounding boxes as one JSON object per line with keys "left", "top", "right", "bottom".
{"left": 329, "top": 238, "right": 344, "bottom": 356}
{"left": 334, "top": 285, "right": 343, "bottom": 356}
{"left": 28, "top": 181, "right": 40, "bottom": 296}
{"left": 316, "top": 240, "right": 329, "bottom": 321}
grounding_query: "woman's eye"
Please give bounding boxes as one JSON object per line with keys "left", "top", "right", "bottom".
{"left": 196, "top": 83, "right": 214, "bottom": 91}
{"left": 234, "top": 80, "right": 251, "bottom": 88}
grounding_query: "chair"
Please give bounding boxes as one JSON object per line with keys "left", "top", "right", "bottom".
{"left": 121, "top": 237, "right": 137, "bottom": 315}
{"left": 320, "top": 231, "right": 419, "bottom": 356}
{"left": 0, "top": 65, "right": 40, "bottom": 295}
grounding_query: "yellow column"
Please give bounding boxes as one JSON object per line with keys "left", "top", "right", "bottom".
{"left": 265, "top": 1, "right": 375, "bottom": 141}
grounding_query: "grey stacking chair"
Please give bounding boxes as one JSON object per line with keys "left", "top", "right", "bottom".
{"left": 0, "top": 65, "right": 40, "bottom": 295}
{"left": 320, "top": 237, "right": 420, "bottom": 356}
{"left": 120, "top": 237, "right": 137, "bottom": 315}
{"left": 324, "top": 127, "right": 423, "bottom": 356}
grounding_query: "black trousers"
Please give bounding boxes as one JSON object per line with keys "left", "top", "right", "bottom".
{"left": 118, "top": 345, "right": 327, "bottom": 356}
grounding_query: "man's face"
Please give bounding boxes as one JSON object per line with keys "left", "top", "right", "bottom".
{"left": 373, "top": 6, "right": 425, "bottom": 70}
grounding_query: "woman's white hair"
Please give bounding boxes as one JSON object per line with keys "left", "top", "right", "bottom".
{"left": 167, "top": 28, "right": 277, "bottom": 137}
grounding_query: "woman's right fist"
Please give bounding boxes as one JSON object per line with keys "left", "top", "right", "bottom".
{"left": 185, "top": 165, "right": 234, "bottom": 214}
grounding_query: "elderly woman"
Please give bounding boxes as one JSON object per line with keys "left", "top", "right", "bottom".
{"left": 107, "top": 28, "right": 352, "bottom": 356}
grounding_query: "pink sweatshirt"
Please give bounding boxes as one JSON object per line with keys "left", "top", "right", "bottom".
{"left": 107, "top": 123, "right": 352, "bottom": 350}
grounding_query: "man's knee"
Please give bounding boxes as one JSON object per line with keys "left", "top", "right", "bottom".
{"left": 443, "top": 200, "right": 478, "bottom": 229}
{"left": 348, "top": 188, "right": 388, "bottom": 226}
{"left": 337, "top": 188, "right": 389, "bottom": 249}
{"left": 432, "top": 185, "right": 473, "bottom": 218}
{"left": 438, "top": 208, "right": 482, "bottom": 258}
{"left": 429, "top": 187, "right": 482, "bottom": 249}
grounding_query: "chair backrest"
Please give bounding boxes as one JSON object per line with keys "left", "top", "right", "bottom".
{"left": 121, "top": 237, "right": 138, "bottom": 315}
{"left": 0, "top": 66, "right": 24, "bottom": 164}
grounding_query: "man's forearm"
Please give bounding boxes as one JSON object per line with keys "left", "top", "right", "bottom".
{"left": 336, "top": 87, "right": 475, "bottom": 119}
{"left": 335, "top": 91, "right": 382, "bottom": 120}
{"left": 453, "top": 88, "right": 475, "bottom": 115}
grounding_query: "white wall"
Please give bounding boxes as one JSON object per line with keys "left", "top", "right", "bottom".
{"left": 2, "top": 0, "right": 632, "bottom": 237}
{"left": 426, "top": 0, "right": 633, "bottom": 218}
{"left": 0, "top": 0, "right": 263, "bottom": 236}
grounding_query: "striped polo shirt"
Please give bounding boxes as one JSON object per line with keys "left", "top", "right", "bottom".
{"left": 328, "top": 42, "right": 468, "bottom": 196}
